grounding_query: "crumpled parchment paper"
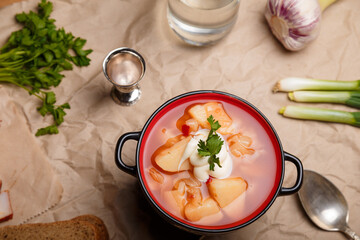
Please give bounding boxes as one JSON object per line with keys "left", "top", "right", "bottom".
{"left": 0, "top": 0, "right": 359, "bottom": 239}
{"left": 0, "top": 87, "right": 63, "bottom": 225}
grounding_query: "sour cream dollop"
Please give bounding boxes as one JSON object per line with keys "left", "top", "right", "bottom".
{"left": 179, "top": 129, "right": 233, "bottom": 182}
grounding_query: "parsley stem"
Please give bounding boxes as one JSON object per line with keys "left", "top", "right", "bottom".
{"left": 0, "top": 77, "right": 43, "bottom": 100}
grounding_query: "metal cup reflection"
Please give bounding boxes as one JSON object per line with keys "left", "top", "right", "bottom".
{"left": 103, "top": 48, "right": 146, "bottom": 106}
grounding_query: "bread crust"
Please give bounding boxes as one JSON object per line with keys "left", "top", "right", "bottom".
{"left": 72, "top": 214, "right": 109, "bottom": 240}
{"left": 0, "top": 214, "right": 108, "bottom": 240}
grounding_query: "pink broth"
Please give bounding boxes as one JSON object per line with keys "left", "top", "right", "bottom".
{"left": 141, "top": 99, "right": 279, "bottom": 227}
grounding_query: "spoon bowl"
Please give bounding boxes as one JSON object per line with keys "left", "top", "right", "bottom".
{"left": 298, "top": 170, "right": 359, "bottom": 239}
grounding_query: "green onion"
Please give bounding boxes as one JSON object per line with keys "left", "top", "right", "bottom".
{"left": 288, "top": 91, "right": 360, "bottom": 109}
{"left": 279, "top": 106, "right": 360, "bottom": 127}
{"left": 273, "top": 77, "right": 360, "bottom": 92}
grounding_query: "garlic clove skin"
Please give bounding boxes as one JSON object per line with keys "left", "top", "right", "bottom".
{"left": 265, "top": 0, "right": 322, "bottom": 51}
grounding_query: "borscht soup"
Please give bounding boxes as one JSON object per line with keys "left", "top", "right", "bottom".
{"left": 139, "top": 94, "right": 282, "bottom": 229}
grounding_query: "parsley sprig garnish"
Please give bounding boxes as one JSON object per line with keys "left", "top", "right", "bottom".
{"left": 0, "top": 0, "right": 92, "bottom": 136}
{"left": 197, "top": 115, "right": 224, "bottom": 171}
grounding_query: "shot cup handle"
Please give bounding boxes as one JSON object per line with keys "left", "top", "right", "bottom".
{"left": 115, "top": 131, "right": 141, "bottom": 177}
{"left": 279, "top": 152, "right": 303, "bottom": 196}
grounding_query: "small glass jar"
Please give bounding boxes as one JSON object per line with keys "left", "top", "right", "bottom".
{"left": 167, "top": 0, "right": 240, "bottom": 46}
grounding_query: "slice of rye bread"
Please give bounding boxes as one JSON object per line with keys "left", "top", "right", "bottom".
{"left": 71, "top": 215, "right": 109, "bottom": 240}
{"left": 0, "top": 215, "right": 109, "bottom": 240}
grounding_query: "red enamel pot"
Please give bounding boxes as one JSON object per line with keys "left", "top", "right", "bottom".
{"left": 115, "top": 90, "right": 303, "bottom": 235}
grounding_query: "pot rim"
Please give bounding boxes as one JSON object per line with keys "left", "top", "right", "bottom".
{"left": 135, "top": 90, "right": 285, "bottom": 234}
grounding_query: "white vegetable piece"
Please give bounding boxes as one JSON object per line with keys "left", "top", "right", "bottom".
{"left": 0, "top": 191, "right": 13, "bottom": 223}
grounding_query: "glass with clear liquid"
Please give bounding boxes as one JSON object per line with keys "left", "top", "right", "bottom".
{"left": 167, "top": 0, "right": 240, "bottom": 46}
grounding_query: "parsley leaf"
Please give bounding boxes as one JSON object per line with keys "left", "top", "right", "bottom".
{"left": 197, "top": 115, "right": 224, "bottom": 171}
{"left": 35, "top": 124, "right": 59, "bottom": 136}
{"left": 207, "top": 115, "right": 221, "bottom": 135}
{"left": 209, "top": 155, "right": 221, "bottom": 172}
{"left": 197, "top": 140, "right": 211, "bottom": 157}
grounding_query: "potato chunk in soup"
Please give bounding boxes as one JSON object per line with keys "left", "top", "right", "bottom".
{"left": 155, "top": 136, "right": 191, "bottom": 172}
{"left": 208, "top": 177, "right": 247, "bottom": 208}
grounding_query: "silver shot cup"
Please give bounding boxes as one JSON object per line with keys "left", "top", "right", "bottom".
{"left": 103, "top": 48, "right": 146, "bottom": 106}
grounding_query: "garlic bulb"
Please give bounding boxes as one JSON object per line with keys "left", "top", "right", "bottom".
{"left": 265, "top": 0, "right": 335, "bottom": 51}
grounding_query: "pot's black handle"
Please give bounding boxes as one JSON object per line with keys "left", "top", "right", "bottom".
{"left": 279, "top": 152, "right": 303, "bottom": 196}
{"left": 115, "top": 131, "right": 141, "bottom": 177}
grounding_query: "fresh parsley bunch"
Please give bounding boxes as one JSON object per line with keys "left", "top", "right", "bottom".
{"left": 197, "top": 115, "right": 224, "bottom": 171}
{"left": 0, "top": 0, "right": 92, "bottom": 136}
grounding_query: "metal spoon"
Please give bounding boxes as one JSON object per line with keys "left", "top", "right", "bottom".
{"left": 298, "top": 170, "right": 359, "bottom": 240}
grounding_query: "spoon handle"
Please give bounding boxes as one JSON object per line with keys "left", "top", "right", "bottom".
{"left": 344, "top": 226, "right": 360, "bottom": 240}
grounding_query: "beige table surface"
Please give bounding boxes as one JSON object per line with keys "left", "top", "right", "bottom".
{"left": 0, "top": 0, "right": 359, "bottom": 239}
